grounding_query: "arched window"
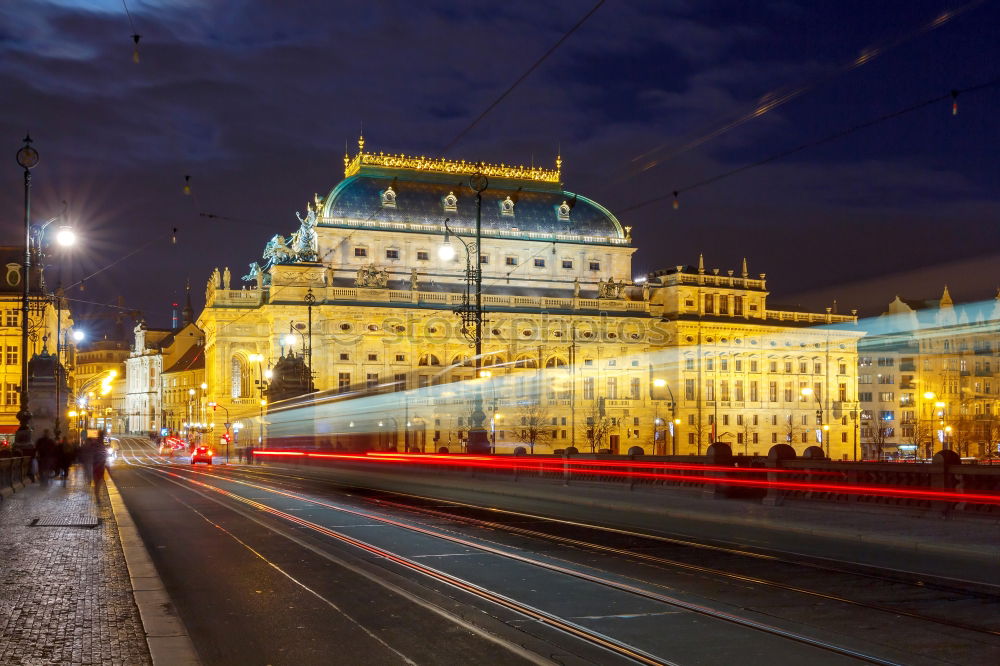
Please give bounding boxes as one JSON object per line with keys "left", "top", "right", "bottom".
{"left": 514, "top": 356, "right": 537, "bottom": 369}
{"left": 418, "top": 354, "right": 440, "bottom": 367}
{"left": 231, "top": 356, "right": 250, "bottom": 398}
{"left": 545, "top": 357, "right": 567, "bottom": 368}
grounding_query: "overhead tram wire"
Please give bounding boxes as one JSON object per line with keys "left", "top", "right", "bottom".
{"left": 617, "top": 76, "right": 1000, "bottom": 215}
{"left": 440, "top": 0, "right": 607, "bottom": 155}
{"left": 617, "top": 0, "right": 989, "bottom": 182}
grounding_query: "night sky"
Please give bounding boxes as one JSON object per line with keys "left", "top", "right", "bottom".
{"left": 3, "top": 0, "right": 999, "bottom": 333}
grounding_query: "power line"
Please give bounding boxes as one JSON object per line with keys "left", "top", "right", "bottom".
{"left": 441, "top": 0, "right": 607, "bottom": 155}
{"left": 617, "top": 76, "right": 1000, "bottom": 215}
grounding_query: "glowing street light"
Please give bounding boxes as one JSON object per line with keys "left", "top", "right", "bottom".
{"left": 438, "top": 232, "right": 456, "bottom": 261}
{"left": 55, "top": 226, "right": 76, "bottom": 247}
{"left": 923, "top": 391, "right": 936, "bottom": 400}
{"left": 72, "top": 330, "right": 85, "bottom": 342}
{"left": 653, "top": 378, "right": 666, "bottom": 388}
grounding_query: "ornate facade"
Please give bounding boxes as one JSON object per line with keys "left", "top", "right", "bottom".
{"left": 197, "top": 141, "right": 862, "bottom": 458}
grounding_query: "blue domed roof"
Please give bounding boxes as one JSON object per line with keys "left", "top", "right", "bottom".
{"left": 320, "top": 155, "right": 625, "bottom": 243}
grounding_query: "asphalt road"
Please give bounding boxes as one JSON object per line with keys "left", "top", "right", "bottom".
{"left": 111, "top": 437, "right": 1000, "bottom": 666}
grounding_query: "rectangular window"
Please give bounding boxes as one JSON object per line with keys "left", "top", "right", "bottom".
{"left": 533, "top": 258, "right": 545, "bottom": 267}
{"left": 367, "top": 353, "right": 378, "bottom": 362}
{"left": 735, "top": 380, "right": 744, "bottom": 401}
{"left": 589, "top": 261, "right": 600, "bottom": 271}
{"left": 583, "top": 377, "right": 595, "bottom": 400}
{"left": 749, "top": 380, "right": 758, "bottom": 402}
{"left": 878, "top": 392, "right": 894, "bottom": 402}
{"left": 770, "top": 361, "right": 778, "bottom": 372}
{"left": 366, "top": 373, "right": 379, "bottom": 388}
{"left": 5, "top": 346, "right": 17, "bottom": 366}
{"left": 688, "top": 414, "right": 696, "bottom": 425}
{"left": 784, "top": 382, "right": 794, "bottom": 402}
{"left": 395, "top": 353, "right": 406, "bottom": 362}
{"left": 418, "top": 375, "right": 430, "bottom": 388}
{"left": 879, "top": 411, "right": 894, "bottom": 421}
{"left": 5, "top": 383, "right": 17, "bottom": 405}
{"left": 685, "top": 358, "right": 694, "bottom": 370}
{"left": 393, "top": 373, "right": 406, "bottom": 390}
{"left": 338, "top": 372, "right": 351, "bottom": 390}
{"left": 480, "top": 255, "right": 489, "bottom": 264}
{"left": 706, "top": 358, "right": 714, "bottom": 371}
{"left": 720, "top": 380, "right": 730, "bottom": 401}
{"left": 768, "top": 381, "right": 777, "bottom": 402}
{"left": 719, "top": 295, "right": 728, "bottom": 315}
{"left": 801, "top": 432, "right": 808, "bottom": 443}
{"left": 750, "top": 360, "right": 758, "bottom": 372}
{"left": 814, "top": 363, "right": 822, "bottom": 374}
{"left": 630, "top": 378, "right": 641, "bottom": 399}
{"left": 339, "top": 352, "right": 350, "bottom": 361}
{"left": 607, "top": 377, "right": 617, "bottom": 399}
{"left": 785, "top": 361, "right": 793, "bottom": 373}
{"left": 839, "top": 363, "right": 847, "bottom": 374}
{"left": 734, "top": 296, "right": 743, "bottom": 316}
{"left": 704, "top": 294, "right": 714, "bottom": 314}
{"left": 771, "top": 432, "right": 778, "bottom": 443}
{"left": 385, "top": 249, "right": 399, "bottom": 259}
{"left": 859, "top": 392, "right": 872, "bottom": 402}
{"left": 4, "top": 310, "right": 17, "bottom": 327}
{"left": 562, "top": 260, "right": 573, "bottom": 269}
{"left": 706, "top": 380, "right": 715, "bottom": 401}
{"left": 354, "top": 247, "right": 367, "bottom": 257}
{"left": 685, "top": 378, "right": 695, "bottom": 400}
{"left": 877, "top": 375, "right": 894, "bottom": 384}
{"left": 838, "top": 383, "right": 847, "bottom": 401}
{"left": 505, "top": 257, "right": 517, "bottom": 266}
{"left": 799, "top": 362, "right": 807, "bottom": 374}
{"left": 720, "top": 359, "right": 728, "bottom": 371}
{"left": 689, "top": 433, "right": 696, "bottom": 445}
{"left": 416, "top": 251, "right": 429, "bottom": 261}
{"left": 735, "top": 360, "right": 742, "bottom": 372}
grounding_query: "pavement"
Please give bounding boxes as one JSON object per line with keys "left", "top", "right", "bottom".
{"left": 0, "top": 462, "right": 197, "bottom": 665}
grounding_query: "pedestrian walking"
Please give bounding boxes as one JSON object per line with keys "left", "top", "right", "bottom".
{"left": 82, "top": 431, "right": 108, "bottom": 499}
{"left": 35, "top": 430, "right": 57, "bottom": 484}
{"left": 57, "top": 436, "right": 74, "bottom": 478}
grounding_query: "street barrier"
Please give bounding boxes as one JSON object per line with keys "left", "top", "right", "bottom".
{"left": 0, "top": 456, "right": 33, "bottom": 500}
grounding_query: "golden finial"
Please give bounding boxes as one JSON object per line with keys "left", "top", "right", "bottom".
{"left": 358, "top": 133, "right": 365, "bottom": 153}
{"left": 555, "top": 152, "right": 562, "bottom": 172}
{"left": 624, "top": 225, "right": 632, "bottom": 241}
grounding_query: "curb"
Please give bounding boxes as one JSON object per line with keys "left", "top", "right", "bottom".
{"left": 107, "top": 471, "right": 201, "bottom": 665}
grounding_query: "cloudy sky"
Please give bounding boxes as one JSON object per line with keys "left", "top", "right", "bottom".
{"left": 2, "top": 0, "right": 998, "bottom": 330}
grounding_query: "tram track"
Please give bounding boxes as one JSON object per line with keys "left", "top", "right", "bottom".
{"left": 117, "top": 440, "right": 915, "bottom": 665}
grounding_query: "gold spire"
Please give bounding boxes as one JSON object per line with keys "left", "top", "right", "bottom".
{"left": 343, "top": 144, "right": 561, "bottom": 182}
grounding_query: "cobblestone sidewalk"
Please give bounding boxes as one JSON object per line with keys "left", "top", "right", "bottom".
{"left": 0, "top": 465, "right": 151, "bottom": 665}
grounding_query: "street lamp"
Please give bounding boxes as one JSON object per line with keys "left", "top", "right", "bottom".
{"left": 440, "top": 169, "right": 490, "bottom": 454}
{"left": 652, "top": 377, "right": 677, "bottom": 455}
{"left": 14, "top": 135, "right": 39, "bottom": 449}
{"left": 801, "top": 386, "right": 826, "bottom": 455}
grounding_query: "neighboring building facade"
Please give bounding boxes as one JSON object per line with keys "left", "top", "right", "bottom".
{"left": 0, "top": 246, "right": 74, "bottom": 444}
{"left": 161, "top": 343, "right": 206, "bottom": 436}
{"left": 859, "top": 288, "right": 1000, "bottom": 459}
{"left": 72, "top": 338, "right": 129, "bottom": 434}
{"left": 124, "top": 293, "right": 204, "bottom": 434}
{"left": 196, "top": 142, "right": 862, "bottom": 458}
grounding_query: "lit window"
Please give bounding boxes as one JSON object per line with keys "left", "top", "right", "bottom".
{"left": 534, "top": 258, "right": 545, "bottom": 268}
{"left": 562, "top": 260, "right": 573, "bottom": 269}
{"left": 505, "top": 257, "right": 517, "bottom": 266}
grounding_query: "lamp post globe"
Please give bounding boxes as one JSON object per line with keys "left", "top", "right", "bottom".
{"left": 16, "top": 136, "right": 39, "bottom": 170}
{"left": 55, "top": 226, "right": 76, "bottom": 247}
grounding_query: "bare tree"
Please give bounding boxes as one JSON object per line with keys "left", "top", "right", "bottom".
{"left": 583, "top": 401, "right": 612, "bottom": 452}
{"left": 949, "top": 414, "right": 977, "bottom": 457}
{"left": 902, "top": 420, "right": 933, "bottom": 460}
{"left": 738, "top": 418, "right": 757, "bottom": 456}
{"left": 980, "top": 412, "right": 1000, "bottom": 459}
{"left": 783, "top": 414, "right": 803, "bottom": 449}
{"left": 514, "top": 402, "right": 553, "bottom": 454}
{"left": 862, "top": 416, "right": 892, "bottom": 461}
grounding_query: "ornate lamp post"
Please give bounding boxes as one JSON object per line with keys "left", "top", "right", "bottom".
{"left": 14, "top": 135, "right": 39, "bottom": 448}
{"left": 439, "top": 172, "right": 490, "bottom": 453}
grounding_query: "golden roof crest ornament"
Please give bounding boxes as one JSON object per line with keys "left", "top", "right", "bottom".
{"left": 344, "top": 144, "right": 561, "bottom": 183}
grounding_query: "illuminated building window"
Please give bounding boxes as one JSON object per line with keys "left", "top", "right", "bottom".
{"left": 499, "top": 196, "right": 515, "bottom": 216}
{"left": 380, "top": 187, "right": 397, "bottom": 208}
{"left": 534, "top": 258, "right": 545, "bottom": 268}
{"left": 562, "top": 260, "right": 573, "bottom": 269}
{"left": 416, "top": 251, "right": 429, "bottom": 261}
{"left": 589, "top": 261, "right": 600, "bottom": 271}
{"left": 704, "top": 294, "right": 714, "bottom": 314}
{"left": 505, "top": 256, "right": 518, "bottom": 266}
{"left": 385, "top": 249, "right": 399, "bottom": 260}
{"left": 395, "top": 353, "right": 406, "bottom": 362}
{"left": 367, "top": 353, "right": 378, "bottom": 362}
{"left": 339, "top": 353, "right": 350, "bottom": 361}
{"left": 338, "top": 373, "right": 351, "bottom": 390}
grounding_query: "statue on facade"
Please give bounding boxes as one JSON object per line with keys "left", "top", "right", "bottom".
{"left": 263, "top": 234, "right": 295, "bottom": 267}
{"left": 355, "top": 265, "right": 389, "bottom": 288}
{"left": 222, "top": 266, "right": 231, "bottom": 290}
{"left": 209, "top": 267, "right": 221, "bottom": 289}
{"left": 242, "top": 262, "right": 262, "bottom": 282}
{"left": 573, "top": 278, "right": 580, "bottom": 298}
{"left": 642, "top": 280, "right": 650, "bottom": 301}
{"left": 598, "top": 278, "right": 625, "bottom": 299}
{"left": 291, "top": 203, "right": 319, "bottom": 262}
{"left": 410, "top": 268, "right": 419, "bottom": 291}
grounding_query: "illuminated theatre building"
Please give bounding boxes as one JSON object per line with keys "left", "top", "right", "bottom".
{"left": 197, "top": 141, "right": 862, "bottom": 458}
